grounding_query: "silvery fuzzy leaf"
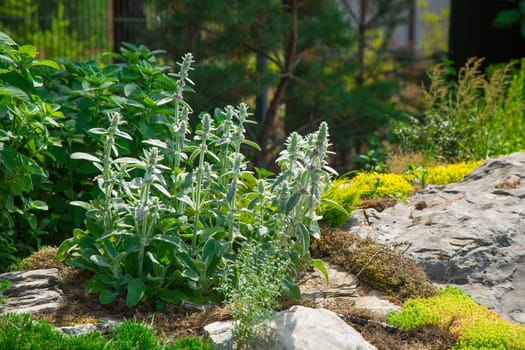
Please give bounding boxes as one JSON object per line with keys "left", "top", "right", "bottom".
{"left": 71, "top": 152, "right": 101, "bottom": 163}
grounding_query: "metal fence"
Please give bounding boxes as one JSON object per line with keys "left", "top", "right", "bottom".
{"left": 0, "top": 0, "right": 449, "bottom": 60}
{"left": 0, "top": 0, "right": 147, "bottom": 59}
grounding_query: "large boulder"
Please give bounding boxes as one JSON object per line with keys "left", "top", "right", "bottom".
{"left": 347, "top": 152, "right": 525, "bottom": 323}
{"left": 205, "top": 305, "right": 377, "bottom": 350}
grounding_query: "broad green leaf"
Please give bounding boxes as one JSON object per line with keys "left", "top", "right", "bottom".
{"left": 69, "top": 200, "right": 93, "bottom": 211}
{"left": 99, "top": 289, "right": 119, "bottom": 304}
{"left": 89, "top": 254, "right": 111, "bottom": 268}
{"left": 84, "top": 274, "right": 112, "bottom": 293}
{"left": 116, "top": 130, "right": 132, "bottom": 140}
{"left": 31, "top": 59, "right": 60, "bottom": 70}
{"left": 282, "top": 276, "right": 301, "bottom": 299}
{"left": 19, "top": 45, "right": 37, "bottom": 58}
{"left": 321, "top": 198, "right": 348, "bottom": 216}
{"left": 242, "top": 139, "right": 262, "bottom": 151}
{"left": 0, "top": 32, "right": 16, "bottom": 46}
{"left": 26, "top": 213, "right": 37, "bottom": 230}
{"left": 103, "top": 240, "right": 119, "bottom": 259}
{"left": 71, "top": 152, "right": 101, "bottom": 163}
{"left": 126, "top": 278, "right": 145, "bottom": 307}
{"left": 176, "top": 194, "right": 193, "bottom": 207}
{"left": 159, "top": 289, "right": 188, "bottom": 304}
{"left": 311, "top": 259, "right": 329, "bottom": 284}
{"left": 146, "top": 251, "right": 162, "bottom": 266}
{"left": 285, "top": 192, "right": 301, "bottom": 214}
{"left": 226, "top": 184, "right": 236, "bottom": 202}
{"left": 30, "top": 200, "right": 48, "bottom": 211}
{"left": 56, "top": 238, "right": 76, "bottom": 262}
{"left": 125, "top": 99, "right": 145, "bottom": 109}
{"left": 0, "top": 84, "right": 29, "bottom": 102}
{"left": 124, "top": 82, "right": 140, "bottom": 97}
{"left": 66, "top": 258, "right": 96, "bottom": 271}
{"left": 154, "top": 234, "right": 188, "bottom": 253}
{"left": 203, "top": 239, "right": 223, "bottom": 276}
{"left": 298, "top": 223, "right": 310, "bottom": 255}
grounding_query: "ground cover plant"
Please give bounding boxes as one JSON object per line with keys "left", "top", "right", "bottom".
{"left": 387, "top": 286, "right": 525, "bottom": 349}
{"left": 320, "top": 159, "right": 482, "bottom": 227}
{"left": 0, "top": 313, "right": 214, "bottom": 350}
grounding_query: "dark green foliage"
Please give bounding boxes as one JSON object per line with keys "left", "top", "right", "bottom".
{"left": 494, "top": 0, "right": 525, "bottom": 38}
{"left": 0, "top": 32, "right": 63, "bottom": 270}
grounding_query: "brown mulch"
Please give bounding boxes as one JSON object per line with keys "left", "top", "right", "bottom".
{"left": 28, "top": 227, "right": 455, "bottom": 349}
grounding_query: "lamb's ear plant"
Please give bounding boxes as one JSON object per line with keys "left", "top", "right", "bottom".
{"left": 57, "top": 53, "right": 336, "bottom": 308}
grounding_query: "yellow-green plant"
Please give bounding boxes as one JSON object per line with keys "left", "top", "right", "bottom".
{"left": 320, "top": 179, "right": 360, "bottom": 227}
{"left": 350, "top": 172, "right": 413, "bottom": 201}
{"left": 406, "top": 160, "right": 483, "bottom": 187}
{"left": 387, "top": 286, "right": 525, "bottom": 350}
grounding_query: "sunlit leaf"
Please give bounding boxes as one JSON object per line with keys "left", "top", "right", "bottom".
{"left": 71, "top": 152, "right": 101, "bottom": 163}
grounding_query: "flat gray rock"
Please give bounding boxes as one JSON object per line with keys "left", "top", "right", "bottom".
{"left": 346, "top": 152, "right": 525, "bottom": 323}
{"left": 205, "top": 305, "right": 377, "bottom": 350}
{"left": 0, "top": 268, "right": 63, "bottom": 315}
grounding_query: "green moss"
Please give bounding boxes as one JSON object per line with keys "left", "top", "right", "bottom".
{"left": 387, "top": 286, "right": 525, "bottom": 349}
{"left": 312, "top": 228, "right": 437, "bottom": 300}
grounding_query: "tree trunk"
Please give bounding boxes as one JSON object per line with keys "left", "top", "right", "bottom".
{"left": 356, "top": 0, "right": 367, "bottom": 86}
{"left": 257, "top": 0, "right": 298, "bottom": 169}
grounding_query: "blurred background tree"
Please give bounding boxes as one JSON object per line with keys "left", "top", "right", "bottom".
{"left": 139, "top": 0, "right": 412, "bottom": 170}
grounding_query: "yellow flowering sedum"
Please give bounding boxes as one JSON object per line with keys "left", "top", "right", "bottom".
{"left": 350, "top": 172, "right": 414, "bottom": 201}
{"left": 406, "top": 160, "right": 483, "bottom": 186}
{"left": 387, "top": 286, "right": 525, "bottom": 350}
{"left": 320, "top": 160, "right": 482, "bottom": 227}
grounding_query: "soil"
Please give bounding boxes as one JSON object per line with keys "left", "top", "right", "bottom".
{"left": 29, "top": 226, "right": 456, "bottom": 350}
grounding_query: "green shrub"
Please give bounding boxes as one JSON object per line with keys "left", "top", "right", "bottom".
{"left": 0, "top": 32, "right": 63, "bottom": 270}
{"left": 394, "top": 57, "right": 525, "bottom": 161}
{"left": 387, "top": 286, "right": 525, "bottom": 349}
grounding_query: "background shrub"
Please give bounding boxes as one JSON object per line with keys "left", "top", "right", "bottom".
{"left": 394, "top": 57, "right": 525, "bottom": 162}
